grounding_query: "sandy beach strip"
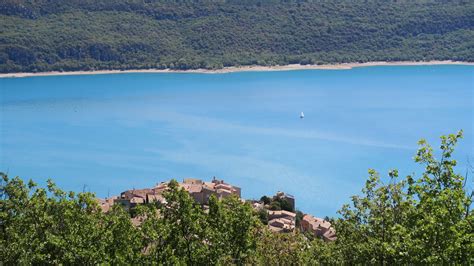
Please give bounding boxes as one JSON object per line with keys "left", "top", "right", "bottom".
{"left": 1, "top": 61, "right": 472, "bottom": 78}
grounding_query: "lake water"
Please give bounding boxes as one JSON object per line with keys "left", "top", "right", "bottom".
{"left": 1, "top": 65, "right": 473, "bottom": 216}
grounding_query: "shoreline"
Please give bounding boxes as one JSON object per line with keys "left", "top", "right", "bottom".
{"left": 1, "top": 60, "right": 473, "bottom": 78}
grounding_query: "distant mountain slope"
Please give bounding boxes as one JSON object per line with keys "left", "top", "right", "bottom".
{"left": 1, "top": 0, "right": 473, "bottom": 73}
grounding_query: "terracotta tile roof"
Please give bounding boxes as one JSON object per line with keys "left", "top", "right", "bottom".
{"left": 180, "top": 183, "right": 203, "bottom": 193}
{"left": 215, "top": 183, "right": 232, "bottom": 190}
{"left": 302, "top": 214, "right": 331, "bottom": 230}
{"left": 205, "top": 181, "right": 239, "bottom": 195}
{"left": 106, "top": 196, "right": 117, "bottom": 205}
{"left": 323, "top": 229, "right": 337, "bottom": 241}
{"left": 112, "top": 177, "right": 240, "bottom": 208}
{"left": 97, "top": 198, "right": 112, "bottom": 212}
{"left": 154, "top": 182, "right": 168, "bottom": 190}
{"left": 268, "top": 210, "right": 297, "bottom": 218}
{"left": 121, "top": 188, "right": 154, "bottom": 200}
{"left": 301, "top": 214, "right": 336, "bottom": 241}
{"left": 269, "top": 218, "right": 294, "bottom": 226}
{"left": 268, "top": 218, "right": 295, "bottom": 232}
{"left": 130, "top": 196, "right": 145, "bottom": 204}
{"left": 203, "top": 181, "right": 214, "bottom": 187}
{"left": 216, "top": 188, "right": 232, "bottom": 195}
{"left": 183, "top": 178, "right": 203, "bottom": 185}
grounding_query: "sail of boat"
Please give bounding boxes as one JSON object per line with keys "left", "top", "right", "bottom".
{"left": 300, "top": 112, "right": 304, "bottom": 119}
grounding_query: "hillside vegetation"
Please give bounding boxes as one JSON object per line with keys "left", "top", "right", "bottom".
{"left": 0, "top": 0, "right": 473, "bottom": 73}
{"left": 1, "top": 132, "right": 472, "bottom": 264}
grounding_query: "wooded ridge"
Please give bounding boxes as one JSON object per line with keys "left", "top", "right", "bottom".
{"left": 1, "top": 0, "right": 473, "bottom": 73}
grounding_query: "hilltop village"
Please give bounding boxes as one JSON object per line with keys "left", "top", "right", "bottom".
{"left": 98, "top": 177, "right": 336, "bottom": 242}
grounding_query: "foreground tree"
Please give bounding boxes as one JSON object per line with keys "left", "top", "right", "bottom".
{"left": 252, "top": 229, "right": 310, "bottom": 265}
{"left": 147, "top": 180, "right": 209, "bottom": 264}
{"left": 0, "top": 175, "right": 146, "bottom": 264}
{"left": 207, "top": 194, "right": 259, "bottom": 264}
{"left": 333, "top": 131, "right": 473, "bottom": 264}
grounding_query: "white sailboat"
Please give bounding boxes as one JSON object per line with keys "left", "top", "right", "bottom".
{"left": 300, "top": 112, "right": 304, "bottom": 119}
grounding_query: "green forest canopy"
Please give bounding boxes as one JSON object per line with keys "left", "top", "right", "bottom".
{"left": 1, "top": 131, "right": 472, "bottom": 264}
{"left": 1, "top": 0, "right": 473, "bottom": 72}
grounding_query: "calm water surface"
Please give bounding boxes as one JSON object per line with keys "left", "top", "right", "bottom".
{"left": 1, "top": 65, "right": 473, "bottom": 216}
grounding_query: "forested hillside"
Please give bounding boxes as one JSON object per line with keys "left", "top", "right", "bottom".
{"left": 1, "top": 0, "right": 473, "bottom": 73}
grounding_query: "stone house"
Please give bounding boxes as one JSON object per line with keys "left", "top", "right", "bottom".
{"left": 300, "top": 214, "right": 336, "bottom": 241}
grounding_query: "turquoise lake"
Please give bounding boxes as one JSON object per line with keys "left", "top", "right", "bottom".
{"left": 1, "top": 65, "right": 473, "bottom": 216}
